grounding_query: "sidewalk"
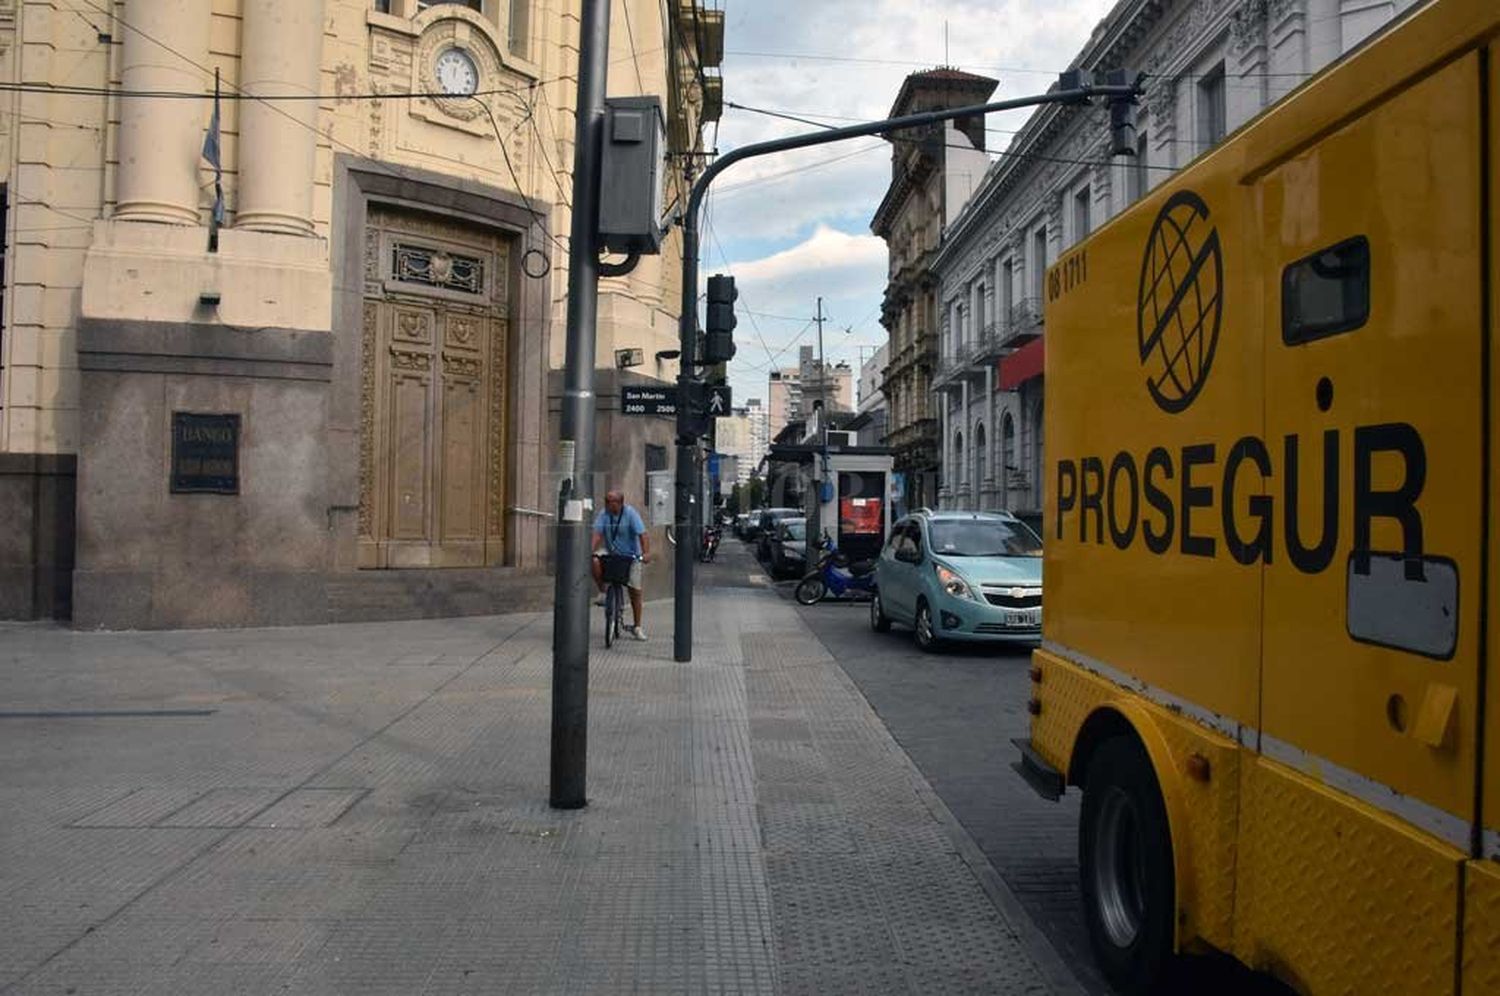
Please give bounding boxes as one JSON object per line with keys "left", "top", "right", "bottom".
{"left": 0, "top": 587, "right": 1075, "bottom": 995}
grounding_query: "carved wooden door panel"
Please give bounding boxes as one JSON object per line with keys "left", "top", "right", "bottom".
{"left": 359, "top": 211, "right": 509, "bottom": 569}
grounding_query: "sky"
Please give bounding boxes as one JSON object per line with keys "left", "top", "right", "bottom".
{"left": 704, "top": 0, "right": 1117, "bottom": 408}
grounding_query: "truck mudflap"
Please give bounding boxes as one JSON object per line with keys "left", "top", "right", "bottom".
{"left": 1011, "top": 737, "right": 1065, "bottom": 801}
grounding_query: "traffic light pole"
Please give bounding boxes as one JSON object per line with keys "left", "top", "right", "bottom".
{"left": 673, "top": 76, "right": 1144, "bottom": 662}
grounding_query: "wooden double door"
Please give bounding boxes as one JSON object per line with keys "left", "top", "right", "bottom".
{"left": 359, "top": 208, "right": 510, "bottom": 569}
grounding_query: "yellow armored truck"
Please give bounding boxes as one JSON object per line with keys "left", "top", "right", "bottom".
{"left": 1015, "top": 0, "right": 1500, "bottom": 991}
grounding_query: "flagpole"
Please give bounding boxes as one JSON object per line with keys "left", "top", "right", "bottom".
{"left": 207, "top": 68, "right": 222, "bottom": 254}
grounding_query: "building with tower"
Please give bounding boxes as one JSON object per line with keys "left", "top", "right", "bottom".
{"left": 871, "top": 67, "right": 997, "bottom": 513}
{"left": 0, "top": 0, "right": 723, "bottom": 626}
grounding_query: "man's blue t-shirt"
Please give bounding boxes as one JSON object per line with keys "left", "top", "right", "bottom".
{"left": 594, "top": 505, "right": 646, "bottom": 558}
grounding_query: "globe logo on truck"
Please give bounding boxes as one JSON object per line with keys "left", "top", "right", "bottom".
{"left": 1136, "top": 190, "right": 1223, "bottom": 413}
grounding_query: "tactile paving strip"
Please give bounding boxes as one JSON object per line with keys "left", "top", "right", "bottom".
{"left": 740, "top": 617, "right": 1054, "bottom": 995}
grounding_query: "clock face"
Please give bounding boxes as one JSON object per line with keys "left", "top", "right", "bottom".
{"left": 435, "top": 48, "right": 479, "bottom": 96}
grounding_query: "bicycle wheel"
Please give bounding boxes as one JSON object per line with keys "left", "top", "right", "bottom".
{"left": 604, "top": 584, "right": 620, "bottom": 648}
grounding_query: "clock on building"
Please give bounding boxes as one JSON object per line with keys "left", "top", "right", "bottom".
{"left": 434, "top": 47, "right": 479, "bottom": 96}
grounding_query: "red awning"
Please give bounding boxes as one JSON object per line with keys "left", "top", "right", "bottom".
{"left": 998, "top": 336, "right": 1044, "bottom": 391}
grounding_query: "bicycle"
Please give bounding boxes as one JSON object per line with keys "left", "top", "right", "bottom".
{"left": 598, "top": 553, "right": 636, "bottom": 648}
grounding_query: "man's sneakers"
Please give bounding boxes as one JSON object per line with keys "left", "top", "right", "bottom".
{"left": 625, "top": 625, "right": 648, "bottom": 642}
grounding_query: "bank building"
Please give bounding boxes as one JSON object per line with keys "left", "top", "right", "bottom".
{"left": 0, "top": 0, "right": 722, "bottom": 628}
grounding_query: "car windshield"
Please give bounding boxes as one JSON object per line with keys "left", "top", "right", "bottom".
{"left": 782, "top": 520, "right": 806, "bottom": 541}
{"left": 928, "top": 519, "right": 1042, "bottom": 557}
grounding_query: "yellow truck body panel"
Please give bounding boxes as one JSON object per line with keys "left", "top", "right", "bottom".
{"left": 1031, "top": 0, "right": 1500, "bottom": 989}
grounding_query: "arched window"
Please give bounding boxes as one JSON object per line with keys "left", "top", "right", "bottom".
{"left": 1001, "top": 413, "right": 1016, "bottom": 508}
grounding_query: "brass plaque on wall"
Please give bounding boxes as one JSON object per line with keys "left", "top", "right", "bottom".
{"left": 170, "top": 412, "right": 240, "bottom": 495}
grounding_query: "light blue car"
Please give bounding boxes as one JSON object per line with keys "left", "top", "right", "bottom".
{"left": 870, "top": 510, "right": 1043, "bottom": 652}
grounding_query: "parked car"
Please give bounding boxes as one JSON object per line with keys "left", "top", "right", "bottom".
{"left": 870, "top": 510, "right": 1043, "bottom": 651}
{"left": 769, "top": 517, "right": 807, "bottom": 579}
{"left": 733, "top": 513, "right": 752, "bottom": 539}
{"left": 754, "top": 507, "right": 802, "bottom": 559}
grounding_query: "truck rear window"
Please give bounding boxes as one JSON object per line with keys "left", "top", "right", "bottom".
{"left": 1282, "top": 236, "right": 1370, "bottom": 344}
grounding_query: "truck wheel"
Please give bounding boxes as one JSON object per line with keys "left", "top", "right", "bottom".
{"left": 1079, "top": 735, "right": 1175, "bottom": 995}
{"left": 913, "top": 599, "right": 941, "bottom": 652}
{"left": 870, "top": 590, "right": 892, "bottom": 632}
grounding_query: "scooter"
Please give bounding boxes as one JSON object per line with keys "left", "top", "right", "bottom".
{"left": 795, "top": 533, "right": 878, "bottom": 605}
{"left": 699, "top": 524, "right": 721, "bottom": 563}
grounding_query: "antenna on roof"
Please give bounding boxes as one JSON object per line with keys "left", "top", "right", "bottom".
{"left": 944, "top": 21, "right": 949, "bottom": 66}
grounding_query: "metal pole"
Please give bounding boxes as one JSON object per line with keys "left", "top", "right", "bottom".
{"left": 671, "top": 80, "right": 1142, "bottom": 661}
{"left": 673, "top": 213, "right": 698, "bottom": 661}
{"left": 810, "top": 297, "right": 826, "bottom": 546}
{"left": 550, "top": 0, "right": 610, "bottom": 810}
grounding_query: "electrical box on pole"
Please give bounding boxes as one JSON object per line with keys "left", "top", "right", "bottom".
{"left": 703, "top": 274, "right": 737, "bottom": 364}
{"left": 599, "top": 96, "right": 667, "bottom": 255}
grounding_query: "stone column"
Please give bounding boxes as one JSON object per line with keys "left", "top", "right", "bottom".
{"left": 960, "top": 378, "right": 970, "bottom": 502}
{"left": 114, "top": 0, "right": 213, "bottom": 224}
{"left": 238, "top": 0, "right": 327, "bottom": 235}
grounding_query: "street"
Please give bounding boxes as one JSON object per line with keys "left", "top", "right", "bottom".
{"left": 715, "top": 536, "right": 1290, "bottom": 996}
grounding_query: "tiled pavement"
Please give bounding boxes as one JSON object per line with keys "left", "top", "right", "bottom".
{"left": 0, "top": 589, "right": 1078, "bottom": 995}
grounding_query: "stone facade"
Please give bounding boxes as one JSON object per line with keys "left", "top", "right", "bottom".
{"left": 0, "top": 0, "right": 720, "bottom": 625}
{"left": 930, "top": 0, "right": 1420, "bottom": 518}
{"left": 871, "top": 69, "right": 997, "bottom": 515}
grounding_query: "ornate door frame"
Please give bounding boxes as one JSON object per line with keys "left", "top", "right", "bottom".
{"left": 358, "top": 207, "right": 512, "bottom": 569}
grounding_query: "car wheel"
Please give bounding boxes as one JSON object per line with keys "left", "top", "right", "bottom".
{"left": 870, "top": 590, "right": 892, "bottom": 632}
{"left": 1079, "top": 736, "right": 1175, "bottom": 995}
{"left": 913, "top": 599, "right": 940, "bottom": 652}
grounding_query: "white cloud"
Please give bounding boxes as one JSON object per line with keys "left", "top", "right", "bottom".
{"left": 732, "top": 225, "right": 886, "bottom": 286}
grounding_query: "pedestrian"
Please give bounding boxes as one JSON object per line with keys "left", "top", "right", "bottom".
{"left": 591, "top": 488, "right": 651, "bottom": 641}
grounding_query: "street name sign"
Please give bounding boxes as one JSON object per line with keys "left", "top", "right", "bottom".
{"left": 622, "top": 385, "right": 678, "bottom": 416}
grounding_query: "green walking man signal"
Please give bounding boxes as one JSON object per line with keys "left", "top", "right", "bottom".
{"left": 703, "top": 274, "right": 737, "bottom": 364}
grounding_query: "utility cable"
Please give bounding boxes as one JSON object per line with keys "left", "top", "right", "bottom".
{"left": 70, "top": 0, "right": 572, "bottom": 259}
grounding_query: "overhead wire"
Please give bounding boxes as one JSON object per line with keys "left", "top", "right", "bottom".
{"left": 721, "top": 45, "right": 1317, "bottom": 80}
{"left": 67, "top": 0, "right": 572, "bottom": 258}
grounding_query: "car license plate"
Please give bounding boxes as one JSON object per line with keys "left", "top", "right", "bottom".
{"left": 1004, "top": 609, "right": 1039, "bottom": 627}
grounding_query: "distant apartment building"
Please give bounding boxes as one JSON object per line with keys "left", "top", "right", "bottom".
{"left": 713, "top": 407, "right": 755, "bottom": 487}
{"left": 797, "top": 344, "right": 854, "bottom": 415}
{"left": 854, "top": 344, "right": 889, "bottom": 448}
{"left": 745, "top": 397, "right": 769, "bottom": 479}
{"left": 767, "top": 367, "right": 801, "bottom": 441}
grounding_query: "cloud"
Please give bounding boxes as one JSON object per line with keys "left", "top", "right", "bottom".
{"left": 709, "top": 0, "right": 1118, "bottom": 405}
{"left": 718, "top": 227, "right": 889, "bottom": 401}
{"left": 732, "top": 225, "right": 886, "bottom": 286}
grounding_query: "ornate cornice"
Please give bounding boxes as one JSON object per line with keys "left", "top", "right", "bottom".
{"left": 1229, "top": 0, "right": 1270, "bottom": 55}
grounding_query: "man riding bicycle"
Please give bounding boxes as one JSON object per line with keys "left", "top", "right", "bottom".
{"left": 591, "top": 488, "right": 651, "bottom": 641}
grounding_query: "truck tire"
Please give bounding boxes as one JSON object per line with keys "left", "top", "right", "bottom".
{"left": 1079, "top": 735, "right": 1175, "bottom": 995}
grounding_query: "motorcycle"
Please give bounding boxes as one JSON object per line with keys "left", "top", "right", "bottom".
{"left": 795, "top": 533, "right": 878, "bottom": 605}
{"left": 699, "top": 524, "right": 721, "bottom": 563}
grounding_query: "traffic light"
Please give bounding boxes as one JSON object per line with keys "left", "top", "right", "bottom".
{"left": 703, "top": 274, "right": 737, "bottom": 364}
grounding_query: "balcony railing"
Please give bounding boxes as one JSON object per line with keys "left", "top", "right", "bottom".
{"left": 997, "top": 298, "right": 1044, "bottom": 350}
